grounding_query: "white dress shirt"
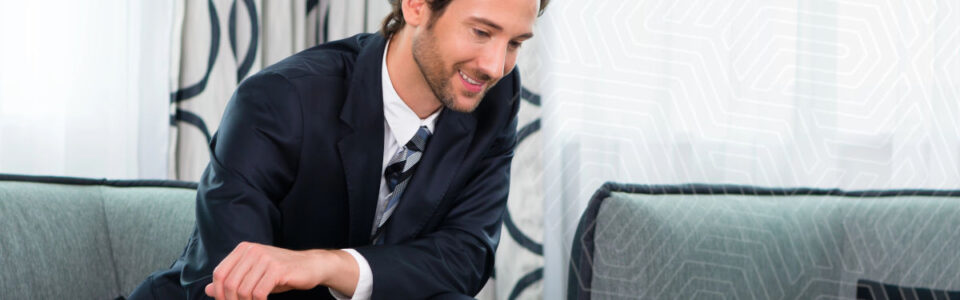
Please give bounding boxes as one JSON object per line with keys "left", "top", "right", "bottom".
{"left": 329, "top": 40, "right": 442, "bottom": 300}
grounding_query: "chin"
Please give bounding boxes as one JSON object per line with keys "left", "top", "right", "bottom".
{"left": 444, "top": 98, "right": 481, "bottom": 113}
{"left": 461, "top": 89, "right": 491, "bottom": 109}
{"left": 439, "top": 86, "right": 485, "bottom": 113}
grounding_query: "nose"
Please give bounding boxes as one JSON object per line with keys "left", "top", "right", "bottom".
{"left": 476, "top": 42, "right": 507, "bottom": 81}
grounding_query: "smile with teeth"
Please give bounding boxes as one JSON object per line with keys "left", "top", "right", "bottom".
{"left": 459, "top": 70, "right": 482, "bottom": 85}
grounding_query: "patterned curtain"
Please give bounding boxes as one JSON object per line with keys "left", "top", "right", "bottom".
{"left": 495, "top": 76, "right": 545, "bottom": 299}
{"left": 488, "top": 40, "right": 546, "bottom": 299}
{"left": 168, "top": 0, "right": 330, "bottom": 181}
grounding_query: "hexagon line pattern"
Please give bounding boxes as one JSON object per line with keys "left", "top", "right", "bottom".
{"left": 534, "top": 0, "right": 960, "bottom": 298}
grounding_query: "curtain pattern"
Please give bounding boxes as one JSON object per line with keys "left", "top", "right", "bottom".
{"left": 168, "top": 0, "right": 329, "bottom": 181}
{"left": 491, "top": 44, "right": 546, "bottom": 300}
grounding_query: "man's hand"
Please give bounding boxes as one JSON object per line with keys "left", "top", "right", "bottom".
{"left": 204, "top": 241, "right": 359, "bottom": 300}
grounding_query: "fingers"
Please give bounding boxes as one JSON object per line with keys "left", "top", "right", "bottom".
{"left": 206, "top": 242, "right": 318, "bottom": 300}
{"left": 237, "top": 254, "right": 270, "bottom": 300}
{"left": 205, "top": 283, "right": 216, "bottom": 298}
{"left": 212, "top": 242, "right": 253, "bottom": 300}
{"left": 224, "top": 243, "right": 259, "bottom": 300}
{"left": 253, "top": 268, "right": 279, "bottom": 300}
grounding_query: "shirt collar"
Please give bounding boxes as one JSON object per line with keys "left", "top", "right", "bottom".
{"left": 382, "top": 40, "right": 442, "bottom": 145}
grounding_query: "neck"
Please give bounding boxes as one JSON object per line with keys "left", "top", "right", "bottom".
{"left": 386, "top": 30, "right": 442, "bottom": 119}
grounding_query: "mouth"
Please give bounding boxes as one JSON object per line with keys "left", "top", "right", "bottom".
{"left": 458, "top": 69, "right": 484, "bottom": 93}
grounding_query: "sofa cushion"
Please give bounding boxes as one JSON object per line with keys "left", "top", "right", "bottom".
{"left": 857, "top": 279, "right": 960, "bottom": 300}
{"left": 569, "top": 183, "right": 960, "bottom": 300}
{"left": 0, "top": 181, "right": 120, "bottom": 299}
{"left": 0, "top": 175, "right": 198, "bottom": 299}
{"left": 102, "top": 185, "right": 196, "bottom": 295}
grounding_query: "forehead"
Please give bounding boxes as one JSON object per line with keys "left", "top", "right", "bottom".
{"left": 442, "top": 0, "right": 539, "bottom": 32}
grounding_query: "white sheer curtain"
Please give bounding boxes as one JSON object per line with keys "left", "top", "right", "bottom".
{"left": 535, "top": 0, "right": 960, "bottom": 298}
{"left": 0, "top": 0, "right": 384, "bottom": 181}
{"left": 0, "top": 0, "right": 174, "bottom": 179}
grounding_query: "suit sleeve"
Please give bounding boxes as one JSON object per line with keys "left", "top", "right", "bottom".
{"left": 177, "top": 72, "right": 303, "bottom": 298}
{"left": 353, "top": 72, "right": 522, "bottom": 299}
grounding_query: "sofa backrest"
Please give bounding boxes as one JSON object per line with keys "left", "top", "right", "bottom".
{"left": 0, "top": 175, "right": 196, "bottom": 299}
{"left": 568, "top": 183, "right": 960, "bottom": 300}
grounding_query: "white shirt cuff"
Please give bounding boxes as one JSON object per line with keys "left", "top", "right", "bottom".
{"left": 328, "top": 248, "right": 373, "bottom": 300}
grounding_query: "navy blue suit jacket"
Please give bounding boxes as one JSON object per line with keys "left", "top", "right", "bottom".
{"left": 130, "top": 33, "right": 520, "bottom": 299}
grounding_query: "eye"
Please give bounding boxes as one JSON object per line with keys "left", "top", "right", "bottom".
{"left": 473, "top": 28, "right": 490, "bottom": 38}
{"left": 508, "top": 41, "right": 522, "bottom": 50}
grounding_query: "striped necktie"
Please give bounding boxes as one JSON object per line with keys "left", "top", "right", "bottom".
{"left": 372, "top": 125, "right": 432, "bottom": 244}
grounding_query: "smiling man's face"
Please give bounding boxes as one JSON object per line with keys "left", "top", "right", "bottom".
{"left": 411, "top": 0, "right": 539, "bottom": 113}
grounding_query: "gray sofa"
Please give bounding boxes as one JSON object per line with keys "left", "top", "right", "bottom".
{"left": 0, "top": 174, "right": 197, "bottom": 299}
{"left": 569, "top": 183, "right": 960, "bottom": 300}
{"left": 0, "top": 174, "right": 482, "bottom": 300}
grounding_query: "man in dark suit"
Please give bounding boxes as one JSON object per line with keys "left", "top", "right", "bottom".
{"left": 129, "top": 0, "right": 548, "bottom": 299}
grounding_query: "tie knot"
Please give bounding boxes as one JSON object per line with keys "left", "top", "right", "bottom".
{"left": 406, "top": 126, "right": 431, "bottom": 152}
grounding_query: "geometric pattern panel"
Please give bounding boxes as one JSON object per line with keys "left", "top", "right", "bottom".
{"left": 541, "top": 1, "right": 960, "bottom": 297}
{"left": 588, "top": 189, "right": 960, "bottom": 299}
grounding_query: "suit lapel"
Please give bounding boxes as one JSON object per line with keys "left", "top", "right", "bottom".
{"left": 383, "top": 109, "right": 477, "bottom": 243}
{"left": 337, "top": 34, "right": 386, "bottom": 247}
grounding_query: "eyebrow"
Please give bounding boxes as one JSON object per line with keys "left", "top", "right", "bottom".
{"left": 468, "top": 16, "right": 534, "bottom": 40}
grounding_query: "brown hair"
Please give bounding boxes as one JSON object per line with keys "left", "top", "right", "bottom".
{"left": 380, "top": 0, "right": 550, "bottom": 38}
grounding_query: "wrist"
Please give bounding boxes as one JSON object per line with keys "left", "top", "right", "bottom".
{"left": 305, "top": 249, "right": 333, "bottom": 287}
{"left": 310, "top": 249, "right": 355, "bottom": 288}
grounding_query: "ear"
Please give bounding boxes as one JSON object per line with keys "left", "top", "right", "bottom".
{"left": 401, "top": 0, "right": 429, "bottom": 27}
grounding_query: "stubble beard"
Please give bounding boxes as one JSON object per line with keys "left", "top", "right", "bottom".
{"left": 411, "top": 27, "right": 483, "bottom": 113}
